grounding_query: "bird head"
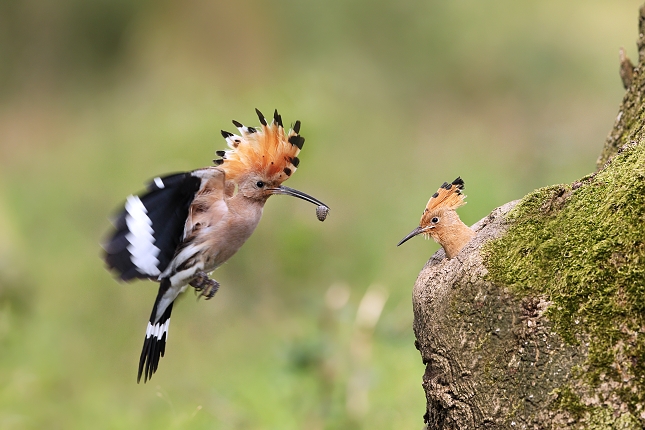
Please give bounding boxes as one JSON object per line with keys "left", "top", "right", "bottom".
{"left": 214, "top": 109, "right": 327, "bottom": 208}
{"left": 398, "top": 177, "right": 468, "bottom": 246}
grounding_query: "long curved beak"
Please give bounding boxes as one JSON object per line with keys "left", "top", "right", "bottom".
{"left": 269, "top": 185, "right": 329, "bottom": 208}
{"left": 397, "top": 226, "right": 425, "bottom": 246}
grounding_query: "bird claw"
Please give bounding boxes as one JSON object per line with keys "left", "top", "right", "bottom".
{"left": 189, "top": 271, "right": 220, "bottom": 300}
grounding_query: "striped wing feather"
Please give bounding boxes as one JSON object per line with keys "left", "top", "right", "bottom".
{"left": 103, "top": 172, "right": 202, "bottom": 281}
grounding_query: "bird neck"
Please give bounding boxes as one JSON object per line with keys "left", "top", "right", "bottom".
{"left": 433, "top": 218, "right": 475, "bottom": 259}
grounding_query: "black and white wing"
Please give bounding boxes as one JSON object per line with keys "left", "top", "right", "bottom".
{"left": 103, "top": 172, "right": 202, "bottom": 281}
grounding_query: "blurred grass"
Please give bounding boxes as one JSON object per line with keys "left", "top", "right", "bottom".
{"left": 0, "top": 0, "right": 641, "bottom": 428}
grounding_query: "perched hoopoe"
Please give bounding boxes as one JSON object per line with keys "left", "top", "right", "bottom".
{"left": 397, "top": 177, "right": 474, "bottom": 258}
{"left": 103, "top": 109, "right": 329, "bottom": 383}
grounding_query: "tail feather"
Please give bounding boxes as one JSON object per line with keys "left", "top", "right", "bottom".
{"left": 138, "top": 280, "right": 174, "bottom": 383}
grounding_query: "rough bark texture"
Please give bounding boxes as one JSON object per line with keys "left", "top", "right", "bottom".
{"left": 414, "top": 202, "right": 587, "bottom": 429}
{"left": 413, "top": 5, "right": 645, "bottom": 430}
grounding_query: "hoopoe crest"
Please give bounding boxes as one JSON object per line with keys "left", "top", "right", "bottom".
{"left": 216, "top": 109, "right": 304, "bottom": 184}
{"left": 103, "top": 109, "right": 329, "bottom": 383}
{"left": 397, "top": 177, "right": 475, "bottom": 259}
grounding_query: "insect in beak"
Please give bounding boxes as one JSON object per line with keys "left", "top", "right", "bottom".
{"left": 269, "top": 185, "right": 330, "bottom": 221}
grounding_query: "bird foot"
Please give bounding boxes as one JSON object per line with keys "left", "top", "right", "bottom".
{"left": 189, "top": 271, "right": 220, "bottom": 300}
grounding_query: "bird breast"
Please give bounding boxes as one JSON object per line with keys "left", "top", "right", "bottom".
{"left": 194, "top": 197, "right": 264, "bottom": 272}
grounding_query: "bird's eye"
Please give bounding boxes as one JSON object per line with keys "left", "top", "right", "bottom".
{"left": 256, "top": 181, "right": 265, "bottom": 188}
{"left": 431, "top": 217, "right": 439, "bottom": 223}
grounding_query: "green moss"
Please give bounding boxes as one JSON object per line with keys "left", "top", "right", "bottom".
{"left": 484, "top": 141, "right": 645, "bottom": 418}
{"left": 551, "top": 385, "right": 587, "bottom": 418}
{"left": 551, "top": 382, "right": 641, "bottom": 427}
{"left": 587, "top": 408, "right": 640, "bottom": 430}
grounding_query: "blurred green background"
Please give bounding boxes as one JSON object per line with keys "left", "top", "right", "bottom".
{"left": 0, "top": 0, "right": 641, "bottom": 428}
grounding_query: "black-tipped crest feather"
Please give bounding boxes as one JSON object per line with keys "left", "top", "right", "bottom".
{"left": 288, "top": 135, "right": 305, "bottom": 149}
{"left": 255, "top": 108, "right": 267, "bottom": 126}
{"left": 273, "top": 109, "right": 283, "bottom": 127}
{"left": 424, "top": 177, "right": 468, "bottom": 213}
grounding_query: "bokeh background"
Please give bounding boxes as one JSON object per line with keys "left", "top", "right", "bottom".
{"left": 0, "top": 1, "right": 642, "bottom": 429}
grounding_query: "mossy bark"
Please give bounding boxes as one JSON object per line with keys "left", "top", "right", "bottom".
{"left": 413, "top": 5, "right": 645, "bottom": 429}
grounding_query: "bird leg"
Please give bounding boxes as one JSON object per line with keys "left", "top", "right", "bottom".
{"left": 189, "top": 271, "right": 220, "bottom": 300}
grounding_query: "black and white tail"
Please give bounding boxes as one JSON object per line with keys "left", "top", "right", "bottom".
{"left": 138, "top": 279, "right": 174, "bottom": 383}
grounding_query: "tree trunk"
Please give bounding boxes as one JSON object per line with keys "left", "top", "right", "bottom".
{"left": 413, "top": 5, "right": 645, "bottom": 429}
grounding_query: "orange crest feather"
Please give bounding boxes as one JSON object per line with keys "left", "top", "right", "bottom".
{"left": 214, "top": 109, "right": 304, "bottom": 184}
{"left": 421, "top": 177, "right": 467, "bottom": 221}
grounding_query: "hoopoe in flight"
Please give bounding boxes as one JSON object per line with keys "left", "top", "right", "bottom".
{"left": 397, "top": 177, "right": 474, "bottom": 258}
{"left": 103, "top": 109, "right": 329, "bottom": 383}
